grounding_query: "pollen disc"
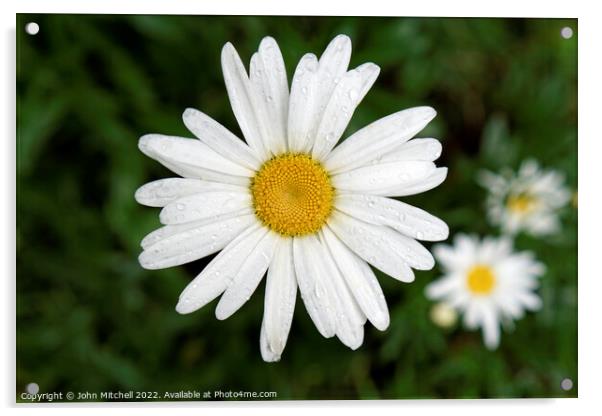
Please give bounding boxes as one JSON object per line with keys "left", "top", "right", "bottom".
{"left": 251, "top": 153, "right": 334, "bottom": 236}
{"left": 466, "top": 264, "right": 496, "bottom": 295}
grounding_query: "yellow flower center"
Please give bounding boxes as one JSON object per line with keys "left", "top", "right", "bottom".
{"left": 251, "top": 153, "right": 334, "bottom": 236}
{"left": 507, "top": 193, "right": 538, "bottom": 214}
{"left": 466, "top": 264, "right": 496, "bottom": 295}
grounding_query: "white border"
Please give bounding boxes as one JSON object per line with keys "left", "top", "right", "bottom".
{"left": 3, "top": 1, "right": 600, "bottom": 415}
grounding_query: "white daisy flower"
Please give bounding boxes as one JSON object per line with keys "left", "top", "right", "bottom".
{"left": 425, "top": 234, "right": 545, "bottom": 349}
{"left": 478, "top": 159, "right": 571, "bottom": 237}
{"left": 135, "top": 35, "right": 448, "bottom": 362}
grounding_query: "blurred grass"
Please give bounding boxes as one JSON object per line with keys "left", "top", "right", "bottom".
{"left": 16, "top": 14, "right": 577, "bottom": 400}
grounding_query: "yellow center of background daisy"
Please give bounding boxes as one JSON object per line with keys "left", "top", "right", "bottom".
{"left": 507, "top": 193, "right": 537, "bottom": 214}
{"left": 466, "top": 264, "right": 496, "bottom": 295}
{"left": 251, "top": 153, "right": 334, "bottom": 236}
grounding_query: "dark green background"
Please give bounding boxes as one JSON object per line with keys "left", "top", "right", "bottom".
{"left": 16, "top": 15, "right": 577, "bottom": 400}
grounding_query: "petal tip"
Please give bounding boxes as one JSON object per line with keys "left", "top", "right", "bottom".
{"left": 133, "top": 186, "right": 145, "bottom": 204}
{"left": 175, "top": 297, "right": 197, "bottom": 315}
{"left": 138, "top": 251, "right": 155, "bottom": 270}
{"left": 214, "top": 305, "right": 229, "bottom": 321}
{"left": 138, "top": 134, "right": 153, "bottom": 153}
{"left": 182, "top": 107, "right": 197, "bottom": 120}
{"left": 334, "top": 34, "right": 351, "bottom": 45}
{"left": 259, "top": 36, "right": 278, "bottom": 49}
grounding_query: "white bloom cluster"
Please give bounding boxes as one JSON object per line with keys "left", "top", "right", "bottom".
{"left": 426, "top": 158, "right": 570, "bottom": 349}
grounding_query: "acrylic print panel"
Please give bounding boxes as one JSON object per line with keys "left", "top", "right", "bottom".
{"left": 16, "top": 14, "right": 577, "bottom": 402}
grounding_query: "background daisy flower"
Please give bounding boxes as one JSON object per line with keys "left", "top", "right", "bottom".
{"left": 478, "top": 159, "right": 571, "bottom": 237}
{"left": 135, "top": 35, "right": 448, "bottom": 361}
{"left": 425, "top": 234, "right": 545, "bottom": 349}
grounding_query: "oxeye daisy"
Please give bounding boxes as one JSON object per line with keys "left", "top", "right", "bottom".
{"left": 425, "top": 234, "right": 545, "bottom": 349}
{"left": 478, "top": 159, "right": 570, "bottom": 237}
{"left": 136, "top": 35, "right": 448, "bottom": 361}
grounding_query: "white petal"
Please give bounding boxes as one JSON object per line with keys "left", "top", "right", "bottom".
{"left": 377, "top": 138, "right": 442, "bottom": 164}
{"left": 315, "top": 35, "right": 352, "bottom": 114}
{"left": 383, "top": 167, "right": 448, "bottom": 197}
{"left": 182, "top": 108, "right": 261, "bottom": 171}
{"left": 322, "top": 227, "right": 389, "bottom": 331}
{"left": 498, "top": 297, "right": 525, "bottom": 320}
{"left": 425, "top": 275, "right": 461, "bottom": 300}
{"left": 215, "top": 231, "right": 279, "bottom": 320}
{"left": 311, "top": 63, "right": 380, "bottom": 161}
{"left": 135, "top": 178, "right": 247, "bottom": 208}
{"left": 288, "top": 35, "right": 352, "bottom": 154}
{"left": 516, "top": 290, "right": 542, "bottom": 311}
{"left": 140, "top": 210, "right": 246, "bottom": 249}
{"left": 332, "top": 161, "right": 437, "bottom": 195}
{"left": 221, "top": 42, "right": 269, "bottom": 160}
{"left": 324, "top": 107, "right": 436, "bottom": 174}
{"left": 335, "top": 193, "right": 449, "bottom": 241}
{"left": 138, "top": 134, "right": 252, "bottom": 185}
{"left": 463, "top": 302, "right": 480, "bottom": 329}
{"left": 318, "top": 35, "right": 352, "bottom": 81}
{"left": 297, "top": 234, "right": 365, "bottom": 349}
{"left": 481, "top": 305, "right": 501, "bottom": 350}
{"left": 287, "top": 53, "right": 320, "bottom": 153}
{"left": 316, "top": 234, "right": 366, "bottom": 349}
{"left": 328, "top": 211, "right": 434, "bottom": 281}
{"left": 138, "top": 213, "right": 256, "bottom": 270}
{"left": 260, "top": 321, "right": 281, "bottom": 362}
{"left": 477, "top": 169, "right": 507, "bottom": 192}
{"left": 262, "top": 239, "right": 297, "bottom": 360}
{"left": 433, "top": 244, "right": 470, "bottom": 271}
{"left": 249, "top": 37, "right": 289, "bottom": 155}
{"left": 354, "top": 63, "right": 382, "bottom": 103}
{"left": 292, "top": 236, "right": 336, "bottom": 338}
{"left": 175, "top": 223, "right": 266, "bottom": 314}
{"left": 159, "top": 191, "right": 252, "bottom": 225}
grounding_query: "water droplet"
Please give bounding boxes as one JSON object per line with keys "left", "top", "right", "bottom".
{"left": 176, "top": 203, "right": 185, "bottom": 211}
{"left": 348, "top": 89, "right": 358, "bottom": 101}
{"left": 315, "top": 283, "right": 324, "bottom": 299}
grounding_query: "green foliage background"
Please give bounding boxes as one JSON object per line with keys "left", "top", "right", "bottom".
{"left": 16, "top": 14, "right": 577, "bottom": 400}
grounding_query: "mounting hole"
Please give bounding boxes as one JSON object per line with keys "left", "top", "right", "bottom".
{"left": 561, "top": 378, "right": 573, "bottom": 391}
{"left": 560, "top": 26, "right": 573, "bottom": 39}
{"left": 25, "top": 22, "right": 39, "bottom": 35}
{"left": 26, "top": 382, "right": 39, "bottom": 394}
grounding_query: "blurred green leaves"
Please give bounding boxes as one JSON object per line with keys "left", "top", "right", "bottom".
{"left": 17, "top": 15, "right": 576, "bottom": 400}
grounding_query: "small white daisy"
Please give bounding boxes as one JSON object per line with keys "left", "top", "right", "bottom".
{"left": 136, "top": 35, "right": 448, "bottom": 361}
{"left": 478, "top": 159, "right": 571, "bottom": 237}
{"left": 425, "top": 234, "right": 545, "bottom": 349}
